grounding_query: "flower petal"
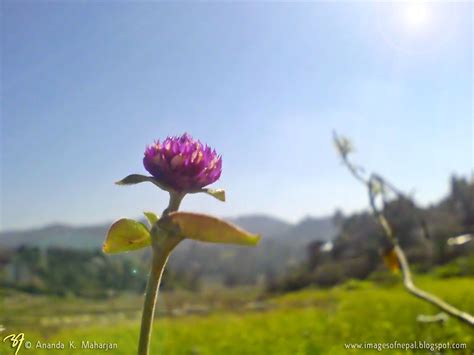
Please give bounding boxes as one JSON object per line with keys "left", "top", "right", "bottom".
{"left": 142, "top": 133, "right": 222, "bottom": 191}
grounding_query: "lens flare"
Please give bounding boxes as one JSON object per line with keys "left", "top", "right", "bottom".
{"left": 403, "top": 2, "right": 431, "bottom": 31}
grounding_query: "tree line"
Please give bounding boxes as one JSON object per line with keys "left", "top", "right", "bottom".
{"left": 267, "top": 175, "right": 474, "bottom": 292}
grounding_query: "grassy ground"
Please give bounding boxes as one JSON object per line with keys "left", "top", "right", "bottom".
{"left": 1, "top": 276, "right": 473, "bottom": 354}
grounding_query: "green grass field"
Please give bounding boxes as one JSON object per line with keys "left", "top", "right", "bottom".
{"left": 1, "top": 276, "right": 473, "bottom": 354}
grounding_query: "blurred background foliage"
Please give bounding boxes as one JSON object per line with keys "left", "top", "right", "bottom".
{"left": 1, "top": 175, "right": 472, "bottom": 297}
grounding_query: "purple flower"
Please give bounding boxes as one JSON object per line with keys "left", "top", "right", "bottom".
{"left": 143, "top": 133, "right": 222, "bottom": 192}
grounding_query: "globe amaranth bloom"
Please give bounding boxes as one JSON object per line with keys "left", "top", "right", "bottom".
{"left": 143, "top": 133, "right": 222, "bottom": 192}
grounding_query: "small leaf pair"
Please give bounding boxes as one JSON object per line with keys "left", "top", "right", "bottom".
{"left": 116, "top": 174, "right": 226, "bottom": 202}
{"left": 103, "top": 212, "right": 261, "bottom": 254}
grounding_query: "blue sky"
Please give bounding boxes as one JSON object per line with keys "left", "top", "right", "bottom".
{"left": 1, "top": 1, "right": 472, "bottom": 231}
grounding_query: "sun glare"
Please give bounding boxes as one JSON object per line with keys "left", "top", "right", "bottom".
{"left": 403, "top": 2, "right": 432, "bottom": 31}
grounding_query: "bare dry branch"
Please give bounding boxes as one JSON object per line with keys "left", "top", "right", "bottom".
{"left": 334, "top": 132, "right": 474, "bottom": 327}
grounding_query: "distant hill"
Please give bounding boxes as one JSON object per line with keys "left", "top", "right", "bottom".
{"left": 0, "top": 214, "right": 337, "bottom": 284}
{"left": 0, "top": 214, "right": 334, "bottom": 249}
{"left": 0, "top": 224, "right": 107, "bottom": 249}
{"left": 276, "top": 216, "right": 335, "bottom": 242}
{"left": 168, "top": 215, "right": 336, "bottom": 284}
{"left": 228, "top": 214, "right": 292, "bottom": 237}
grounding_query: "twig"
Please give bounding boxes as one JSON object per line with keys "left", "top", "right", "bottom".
{"left": 334, "top": 132, "right": 474, "bottom": 327}
{"left": 416, "top": 312, "right": 448, "bottom": 324}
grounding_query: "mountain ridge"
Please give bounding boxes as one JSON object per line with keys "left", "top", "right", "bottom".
{"left": 0, "top": 213, "right": 334, "bottom": 249}
{"left": 0, "top": 214, "right": 337, "bottom": 283}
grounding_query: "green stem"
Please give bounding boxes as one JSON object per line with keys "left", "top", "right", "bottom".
{"left": 137, "top": 244, "right": 172, "bottom": 355}
{"left": 138, "top": 192, "right": 184, "bottom": 355}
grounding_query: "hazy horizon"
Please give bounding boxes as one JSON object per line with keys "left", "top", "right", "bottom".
{"left": 0, "top": 174, "right": 466, "bottom": 233}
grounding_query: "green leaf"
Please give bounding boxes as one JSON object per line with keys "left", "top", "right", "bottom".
{"left": 188, "top": 188, "right": 225, "bottom": 202}
{"left": 115, "top": 174, "right": 153, "bottom": 185}
{"left": 143, "top": 211, "right": 159, "bottom": 227}
{"left": 103, "top": 219, "right": 151, "bottom": 254}
{"left": 202, "top": 188, "right": 226, "bottom": 202}
{"left": 115, "top": 174, "right": 171, "bottom": 191}
{"left": 165, "top": 212, "right": 260, "bottom": 246}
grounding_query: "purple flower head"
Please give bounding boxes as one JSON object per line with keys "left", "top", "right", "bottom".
{"left": 143, "top": 133, "right": 222, "bottom": 192}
